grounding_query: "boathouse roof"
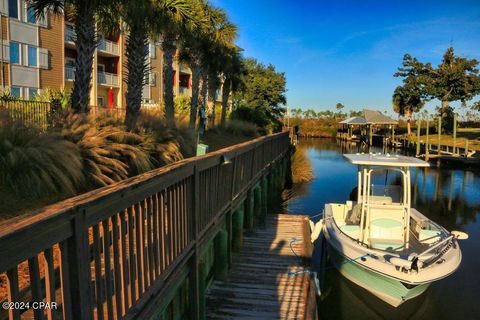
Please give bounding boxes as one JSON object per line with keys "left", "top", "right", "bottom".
{"left": 339, "top": 116, "right": 367, "bottom": 125}
{"left": 363, "top": 109, "right": 398, "bottom": 125}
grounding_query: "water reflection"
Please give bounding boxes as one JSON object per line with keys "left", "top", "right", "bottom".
{"left": 283, "top": 138, "right": 480, "bottom": 320}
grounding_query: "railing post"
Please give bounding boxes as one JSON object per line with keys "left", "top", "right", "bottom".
{"left": 189, "top": 165, "right": 201, "bottom": 320}
{"left": 214, "top": 229, "right": 228, "bottom": 281}
{"left": 244, "top": 188, "right": 254, "bottom": 231}
{"left": 67, "top": 210, "right": 93, "bottom": 320}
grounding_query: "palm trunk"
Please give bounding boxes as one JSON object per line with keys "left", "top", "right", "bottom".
{"left": 71, "top": 2, "right": 96, "bottom": 113}
{"left": 162, "top": 36, "right": 176, "bottom": 128}
{"left": 189, "top": 60, "right": 202, "bottom": 129}
{"left": 220, "top": 77, "right": 231, "bottom": 128}
{"left": 125, "top": 24, "right": 148, "bottom": 130}
{"left": 207, "top": 72, "right": 218, "bottom": 127}
{"left": 199, "top": 72, "right": 208, "bottom": 124}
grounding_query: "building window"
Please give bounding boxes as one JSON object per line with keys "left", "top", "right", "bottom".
{"left": 10, "top": 42, "right": 20, "bottom": 64}
{"left": 28, "top": 46, "right": 37, "bottom": 67}
{"left": 10, "top": 87, "right": 21, "bottom": 98}
{"left": 29, "top": 88, "right": 37, "bottom": 100}
{"left": 9, "top": 0, "right": 18, "bottom": 19}
{"left": 27, "top": 6, "right": 36, "bottom": 24}
{"left": 98, "top": 96, "right": 105, "bottom": 107}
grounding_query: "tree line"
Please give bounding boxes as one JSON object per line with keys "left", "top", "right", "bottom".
{"left": 28, "top": 0, "right": 286, "bottom": 132}
{"left": 393, "top": 47, "right": 480, "bottom": 134}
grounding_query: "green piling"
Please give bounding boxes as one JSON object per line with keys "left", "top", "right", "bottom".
{"left": 244, "top": 189, "right": 254, "bottom": 231}
{"left": 214, "top": 229, "right": 228, "bottom": 281}
{"left": 232, "top": 206, "right": 245, "bottom": 252}
{"left": 199, "top": 262, "right": 207, "bottom": 320}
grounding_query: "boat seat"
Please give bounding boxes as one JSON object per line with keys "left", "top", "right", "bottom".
{"left": 369, "top": 196, "right": 393, "bottom": 205}
{"left": 370, "top": 239, "right": 404, "bottom": 251}
{"left": 370, "top": 218, "right": 403, "bottom": 239}
{"left": 340, "top": 225, "right": 360, "bottom": 240}
{"left": 419, "top": 229, "right": 441, "bottom": 244}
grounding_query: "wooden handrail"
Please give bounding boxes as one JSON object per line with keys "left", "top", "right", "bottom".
{"left": 0, "top": 131, "right": 290, "bottom": 320}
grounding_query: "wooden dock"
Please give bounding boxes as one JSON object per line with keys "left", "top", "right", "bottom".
{"left": 206, "top": 214, "right": 318, "bottom": 320}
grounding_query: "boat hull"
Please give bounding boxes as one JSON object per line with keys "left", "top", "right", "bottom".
{"left": 327, "top": 243, "right": 430, "bottom": 307}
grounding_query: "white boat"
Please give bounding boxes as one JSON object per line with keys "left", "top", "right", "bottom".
{"left": 320, "top": 153, "right": 465, "bottom": 307}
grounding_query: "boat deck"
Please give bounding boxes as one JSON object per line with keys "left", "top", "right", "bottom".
{"left": 206, "top": 214, "right": 318, "bottom": 319}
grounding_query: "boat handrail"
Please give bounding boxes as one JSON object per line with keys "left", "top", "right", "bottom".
{"left": 417, "top": 235, "right": 454, "bottom": 260}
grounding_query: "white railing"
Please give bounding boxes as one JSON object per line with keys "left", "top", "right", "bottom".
{"left": 65, "top": 24, "right": 76, "bottom": 42}
{"left": 98, "top": 72, "right": 119, "bottom": 87}
{"left": 65, "top": 66, "right": 75, "bottom": 81}
{"left": 179, "top": 64, "right": 190, "bottom": 73}
{"left": 179, "top": 86, "right": 191, "bottom": 96}
{"left": 98, "top": 38, "right": 119, "bottom": 55}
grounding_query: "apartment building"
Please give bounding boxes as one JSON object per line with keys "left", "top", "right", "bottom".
{"left": 0, "top": 0, "right": 194, "bottom": 108}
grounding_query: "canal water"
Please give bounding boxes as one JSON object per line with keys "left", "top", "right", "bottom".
{"left": 283, "top": 138, "right": 480, "bottom": 320}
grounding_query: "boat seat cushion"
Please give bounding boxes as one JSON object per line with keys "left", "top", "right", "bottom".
{"left": 370, "top": 218, "right": 403, "bottom": 240}
{"left": 369, "top": 196, "right": 393, "bottom": 205}
{"left": 419, "top": 229, "right": 441, "bottom": 244}
{"left": 370, "top": 240, "right": 404, "bottom": 251}
{"left": 340, "top": 225, "right": 360, "bottom": 240}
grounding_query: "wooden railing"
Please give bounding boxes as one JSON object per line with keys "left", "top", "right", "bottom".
{"left": 0, "top": 131, "right": 291, "bottom": 320}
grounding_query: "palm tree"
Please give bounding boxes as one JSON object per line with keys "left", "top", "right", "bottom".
{"left": 219, "top": 47, "right": 244, "bottom": 128}
{"left": 156, "top": 0, "right": 198, "bottom": 128}
{"left": 115, "top": 0, "right": 192, "bottom": 129}
{"left": 179, "top": 1, "right": 237, "bottom": 129}
{"left": 29, "top": 0, "right": 108, "bottom": 113}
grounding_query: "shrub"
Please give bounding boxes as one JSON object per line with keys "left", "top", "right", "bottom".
{"left": 59, "top": 113, "right": 154, "bottom": 188}
{"left": 0, "top": 124, "right": 84, "bottom": 197}
{"left": 224, "top": 120, "right": 260, "bottom": 137}
{"left": 291, "top": 147, "right": 314, "bottom": 183}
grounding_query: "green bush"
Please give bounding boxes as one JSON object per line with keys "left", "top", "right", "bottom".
{"left": 60, "top": 113, "right": 154, "bottom": 188}
{"left": 224, "top": 120, "right": 260, "bottom": 137}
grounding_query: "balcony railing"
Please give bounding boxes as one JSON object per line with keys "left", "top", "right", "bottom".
{"left": 179, "top": 86, "right": 191, "bottom": 96}
{"left": 98, "top": 38, "right": 119, "bottom": 56}
{"left": 65, "top": 66, "right": 75, "bottom": 81}
{"left": 98, "top": 72, "right": 119, "bottom": 87}
{"left": 179, "top": 64, "right": 191, "bottom": 74}
{"left": 65, "top": 25, "right": 76, "bottom": 43}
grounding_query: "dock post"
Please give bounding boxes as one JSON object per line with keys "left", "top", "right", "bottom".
{"left": 425, "top": 118, "right": 430, "bottom": 160}
{"left": 253, "top": 185, "right": 264, "bottom": 227}
{"left": 198, "top": 261, "right": 207, "bottom": 320}
{"left": 453, "top": 113, "right": 457, "bottom": 155}
{"left": 369, "top": 125, "right": 373, "bottom": 147}
{"left": 438, "top": 116, "right": 442, "bottom": 155}
{"left": 416, "top": 119, "right": 421, "bottom": 156}
{"left": 245, "top": 189, "right": 254, "bottom": 231}
{"left": 232, "top": 205, "right": 245, "bottom": 252}
{"left": 261, "top": 175, "right": 268, "bottom": 220}
{"left": 465, "top": 140, "right": 469, "bottom": 157}
{"left": 214, "top": 229, "right": 229, "bottom": 281}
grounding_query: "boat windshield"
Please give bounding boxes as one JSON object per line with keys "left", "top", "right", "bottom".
{"left": 369, "top": 169, "right": 404, "bottom": 204}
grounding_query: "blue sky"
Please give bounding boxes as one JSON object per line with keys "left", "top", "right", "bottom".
{"left": 211, "top": 0, "right": 480, "bottom": 115}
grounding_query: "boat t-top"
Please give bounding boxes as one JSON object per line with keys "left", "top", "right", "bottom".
{"left": 317, "top": 153, "right": 466, "bottom": 307}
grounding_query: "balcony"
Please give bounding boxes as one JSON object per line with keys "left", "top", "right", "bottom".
{"left": 65, "top": 66, "right": 75, "bottom": 81}
{"left": 179, "top": 86, "right": 191, "bottom": 96}
{"left": 65, "top": 24, "right": 76, "bottom": 46}
{"left": 179, "top": 64, "right": 191, "bottom": 74}
{"left": 98, "top": 72, "right": 119, "bottom": 87}
{"left": 98, "top": 38, "right": 120, "bottom": 56}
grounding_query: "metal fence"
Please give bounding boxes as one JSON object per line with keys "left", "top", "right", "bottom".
{"left": 0, "top": 100, "right": 55, "bottom": 131}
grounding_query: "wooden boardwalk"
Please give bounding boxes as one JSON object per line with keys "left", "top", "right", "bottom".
{"left": 206, "top": 214, "right": 318, "bottom": 320}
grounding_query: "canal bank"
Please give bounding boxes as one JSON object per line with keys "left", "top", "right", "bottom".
{"left": 283, "top": 138, "right": 480, "bottom": 320}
